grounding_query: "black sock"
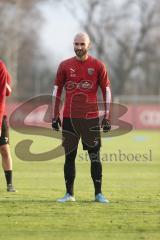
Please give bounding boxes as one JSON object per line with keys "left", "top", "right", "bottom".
{"left": 4, "top": 170, "right": 12, "bottom": 185}
{"left": 88, "top": 150, "right": 102, "bottom": 195}
{"left": 64, "top": 149, "right": 77, "bottom": 196}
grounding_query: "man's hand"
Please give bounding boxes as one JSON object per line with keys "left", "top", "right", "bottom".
{"left": 52, "top": 117, "right": 61, "bottom": 131}
{"left": 101, "top": 118, "right": 111, "bottom": 132}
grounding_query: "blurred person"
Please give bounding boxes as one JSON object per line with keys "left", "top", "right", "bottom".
{"left": 0, "top": 60, "right": 16, "bottom": 192}
{"left": 52, "top": 32, "right": 111, "bottom": 203}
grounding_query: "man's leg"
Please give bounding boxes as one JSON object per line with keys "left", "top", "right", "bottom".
{"left": 57, "top": 148, "right": 77, "bottom": 202}
{"left": 0, "top": 144, "right": 13, "bottom": 184}
{"left": 88, "top": 149, "right": 102, "bottom": 195}
{"left": 57, "top": 118, "right": 79, "bottom": 202}
{"left": 64, "top": 148, "right": 77, "bottom": 196}
{"left": 88, "top": 149, "right": 109, "bottom": 203}
{"left": 0, "top": 116, "right": 16, "bottom": 192}
{"left": 0, "top": 145, "right": 16, "bottom": 192}
{"left": 81, "top": 118, "right": 102, "bottom": 195}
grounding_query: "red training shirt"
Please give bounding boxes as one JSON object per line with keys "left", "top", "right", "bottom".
{"left": 53, "top": 55, "right": 110, "bottom": 119}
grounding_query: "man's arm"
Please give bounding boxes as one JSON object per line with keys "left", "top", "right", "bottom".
{"left": 52, "top": 63, "right": 65, "bottom": 131}
{"left": 0, "top": 61, "right": 8, "bottom": 135}
{"left": 98, "top": 62, "right": 112, "bottom": 132}
{"left": 104, "top": 86, "right": 111, "bottom": 120}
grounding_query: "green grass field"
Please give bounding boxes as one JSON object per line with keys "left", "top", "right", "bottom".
{"left": 0, "top": 129, "right": 160, "bottom": 240}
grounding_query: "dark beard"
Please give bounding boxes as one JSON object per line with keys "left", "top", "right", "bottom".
{"left": 74, "top": 49, "right": 87, "bottom": 58}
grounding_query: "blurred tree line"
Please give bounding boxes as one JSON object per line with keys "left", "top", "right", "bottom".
{"left": 63, "top": 0, "right": 160, "bottom": 97}
{"left": 0, "top": 0, "right": 55, "bottom": 100}
{"left": 0, "top": 0, "right": 160, "bottom": 100}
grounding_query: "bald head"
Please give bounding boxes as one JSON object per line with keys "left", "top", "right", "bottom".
{"left": 74, "top": 32, "right": 91, "bottom": 45}
{"left": 73, "top": 32, "right": 91, "bottom": 61}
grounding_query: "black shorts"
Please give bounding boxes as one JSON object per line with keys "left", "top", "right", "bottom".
{"left": 0, "top": 116, "right": 9, "bottom": 146}
{"left": 62, "top": 118, "right": 101, "bottom": 153}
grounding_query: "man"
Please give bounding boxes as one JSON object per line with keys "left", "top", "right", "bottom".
{"left": 0, "top": 60, "right": 16, "bottom": 192}
{"left": 52, "top": 32, "right": 111, "bottom": 203}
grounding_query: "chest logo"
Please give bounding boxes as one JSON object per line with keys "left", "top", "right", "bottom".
{"left": 87, "top": 68, "right": 95, "bottom": 75}
{"left": 70, "top": 68, "right": 76, "bottom": 77}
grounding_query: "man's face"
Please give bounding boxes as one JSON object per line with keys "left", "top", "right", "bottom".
{"left": 74, "top": 35, "right": 90, "bottom": 59}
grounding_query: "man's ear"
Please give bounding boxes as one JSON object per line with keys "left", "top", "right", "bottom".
{"left": 88, "top": 41, "right": 91, "bottom": 49}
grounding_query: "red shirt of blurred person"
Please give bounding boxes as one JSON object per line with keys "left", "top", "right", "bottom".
{"left": 0, "top": 60, "right": 12, "bottom": 129}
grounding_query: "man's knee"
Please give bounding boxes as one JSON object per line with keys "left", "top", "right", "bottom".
{"left": 0, "top": 144, "right": 10, "bottom": 158}
{"left": 88, "top": 149, "right": 101, "bottom": 163}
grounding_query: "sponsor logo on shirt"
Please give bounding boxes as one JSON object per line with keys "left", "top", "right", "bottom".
{"left": 80, "top": 80, "right": 93, "bottom": 89}
{"left": 65, "top": 80, "right": 93, "bottom": 90}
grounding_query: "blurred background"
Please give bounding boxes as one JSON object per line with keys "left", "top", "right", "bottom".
{"left": 0, "top": 0, "right": 160, "bottom": 129}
